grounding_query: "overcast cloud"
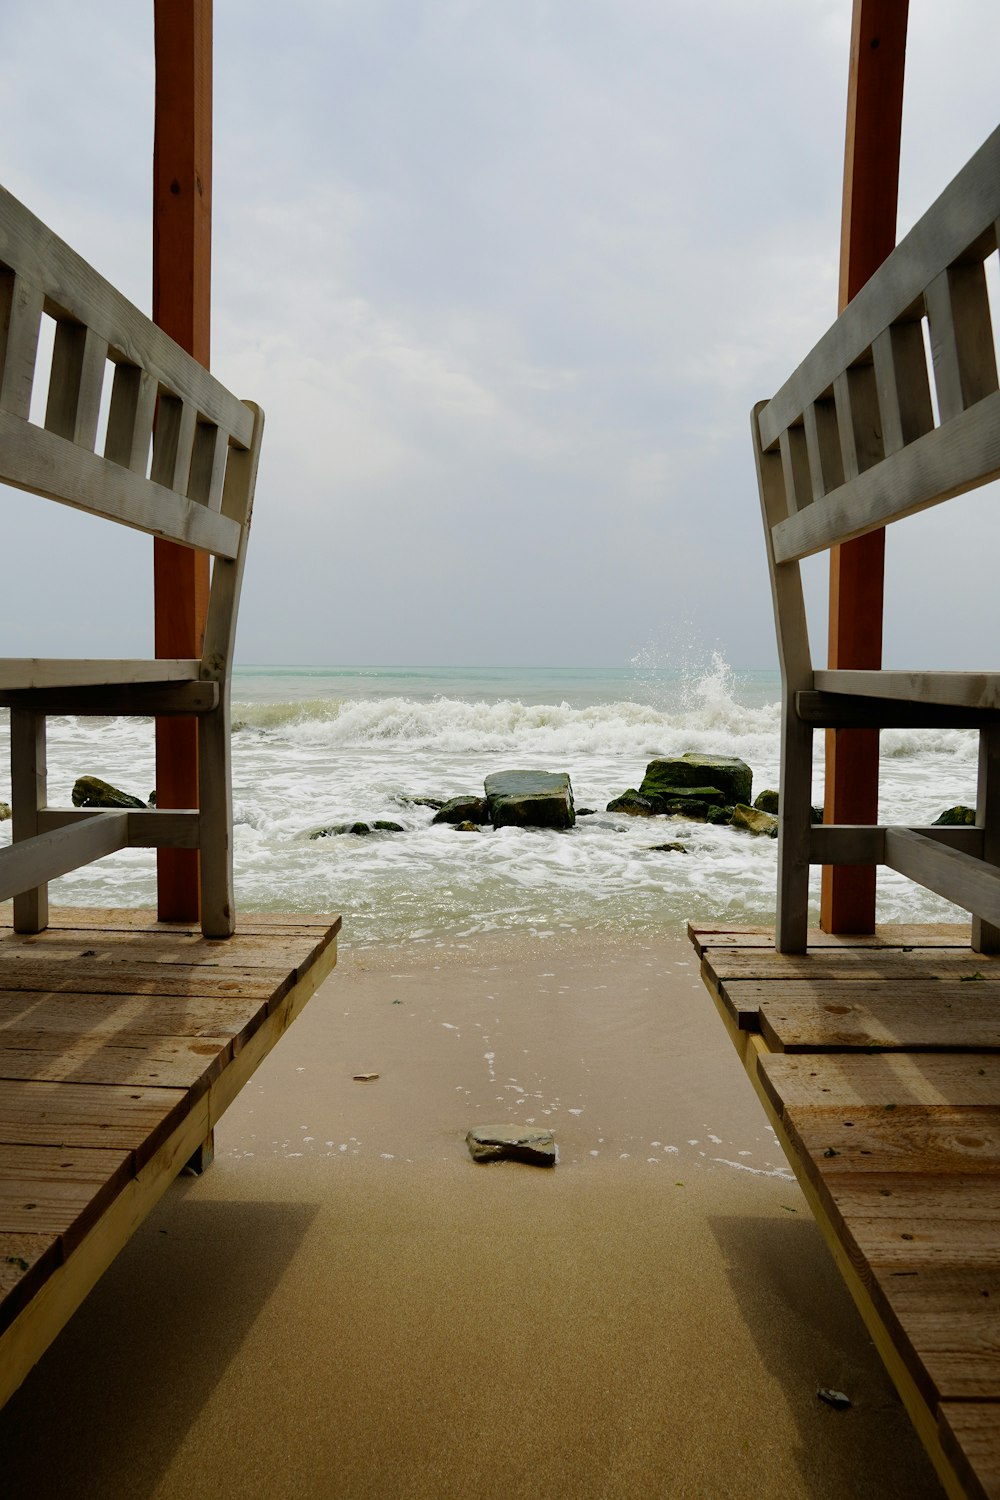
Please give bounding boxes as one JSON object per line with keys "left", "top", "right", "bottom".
{"left": 1, "top": 1, "right": 998, "bottom": 670}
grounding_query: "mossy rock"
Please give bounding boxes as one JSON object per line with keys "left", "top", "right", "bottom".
{"left": 649, "top": 841, "right": 688, "bottom": 853}
{"left": 309, "top": 821, "right": 372, "bottom": 838}
{"left": 640, "top": 754, "right": 752, "bottom": 810}
{"left": 663, "top": 799, "right": 710, "bottom": 821}
{"left": 606, "top": 789, "right": 658, "bottom": 816}
{"left": 933, "top": 805, "right": 976, "bottom": 826}
{"left": 0, "top": 801, "right": 10, "bottom": 823}
{"left": 753, "top": 788, "right": 780, "bottom": 815}
{"left": 707, "top": 805, "right": 735, "bottom": 826}
{"left": 452, "top": 820, "right": 482, "bottom": 833}
{"left": 432, "top": 796, "right": 490, "bottom": 826}
{"left": 72, "top": 775, "right": 146, "bottom": 810}
{"left": 731, "top": 803, "right": 778, "bottom": 838}
{"left": 373, "top": 820, "right": 405, "bottom": 833}
{"left": 485, "top": 771, "right": 575, "bottom": 830}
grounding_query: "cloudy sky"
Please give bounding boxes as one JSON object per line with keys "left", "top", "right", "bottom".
{"left": 1, "top": 1, "right": 998, "bottom": 670}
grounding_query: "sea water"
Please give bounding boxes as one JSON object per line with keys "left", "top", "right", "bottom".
{"left": 0, "top": 657, "right": 980, "bottom": 948}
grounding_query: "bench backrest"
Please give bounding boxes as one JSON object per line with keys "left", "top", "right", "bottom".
{"left": 754, "top": 124, "right": 1000, "bottom": 688}
{"left": 0, "top": 184, "right": 262, "bottom": 687}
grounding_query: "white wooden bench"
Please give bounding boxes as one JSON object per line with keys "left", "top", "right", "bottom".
{"left": 754, "top": 124, "right": 1000, "bottom": 954}
{"left": 0, "top": 185, "right": 262, "bottom": 938}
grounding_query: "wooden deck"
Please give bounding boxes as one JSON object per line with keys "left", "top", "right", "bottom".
{"left": 0, "top": 904, "right": 340, "bottom": 1408}
{"left": 690, "top": 922, "right": 1000, "bottom": 1500}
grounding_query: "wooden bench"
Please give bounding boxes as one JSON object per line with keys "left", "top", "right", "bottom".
{"left": 0, "top": 183, "right": 262, "bottom": 938}
{"left": 754, "top": 123, "right": 1000, "bottom": 954}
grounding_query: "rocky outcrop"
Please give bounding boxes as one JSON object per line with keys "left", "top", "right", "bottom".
{"left": 310, "top": 820, "right": 403, "bottom": 838}
{"left": 0, "top": 802, "right": 10, "bottom": 823}
{"left": 640, "top": 754, "right": 752, "bottom": 808}
{"left": 485, "top": 771, "right": 575, "bottom": 830}
{"left": 753, "top": 788, "right": 780, "bottom": 814}
{"left": 466, "top": 1125, "right": 556, "bottom": 1166}
{"left": 432, "top": 796, "right": 490, "bottom": 826}
{"left": 731, "top": 803, "right": 778, "bottom": 838}
{"left": 72, "top": 775, "right": 146, "bottom": 810}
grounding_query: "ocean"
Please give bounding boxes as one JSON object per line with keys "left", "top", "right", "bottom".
{"left": 0, "top": 657, "right": 980, "bottom": 948}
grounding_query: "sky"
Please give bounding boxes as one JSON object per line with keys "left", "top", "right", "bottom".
{"left": 0, "top": 0, "right": 998, "bottom": 670}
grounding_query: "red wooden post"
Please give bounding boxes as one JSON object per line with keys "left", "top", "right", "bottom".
{"left": 821, "top": 0, "right": 908, "bottom": 933}
{"left": 153, "top": 0, "right": 212, "bottom": 921}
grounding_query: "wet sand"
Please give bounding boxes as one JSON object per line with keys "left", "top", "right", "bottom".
{"left": 1, "top": 929, "right": 944, "bottom": 1498}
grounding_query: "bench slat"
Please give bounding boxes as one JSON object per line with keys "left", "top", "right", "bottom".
{"left": 0, "top": 815, "right": 130, "bottom": 904}
{"left": 810, "top": 826, "right": 983, "bottom": 865}
{"left": 771, "top": 387, "right": 1000, "bottom": 562}
{"left": 0, "top": 659, "right": 201, "bottom": 691}
{"left": 0, "top": 187, "right": 253, "bottom": 448}
{"left": 759, "top": 124, "right": 1000, "bottom": 450}
{"left": 0, "top": 410, "right": 241, "bottom": 557}
{"left": 884, "top": 829, "right": 1000, "bottom": 929}
{"left": 35, "top": 810, "right": 201, "bottom": 850}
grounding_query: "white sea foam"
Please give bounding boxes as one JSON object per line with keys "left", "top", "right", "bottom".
{"left": 0, "top": 657, "right": 977, "bottom": 944}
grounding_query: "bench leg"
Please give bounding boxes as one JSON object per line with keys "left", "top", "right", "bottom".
{"left": 775, "top": 704, "right": 812, "bottom": 953}
{"left": 11, "top": 708, "right": 48, "bottom": 934}
{"left": 973, "top": 724, "right": 1000, "bottom": 953}
{"left": 198, "top": 700, "right": 235, "bottom": 938}
{"left": 184, "top": 1129, "right": 215, "bottom": 1175}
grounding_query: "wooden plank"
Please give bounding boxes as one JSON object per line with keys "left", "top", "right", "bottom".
{"left": 974, "top": 724, "right": 1000, "bottom": 953}
{"left": 0, "top": 903, "right": 340, "bottom": 939}
{"left": 724, "top": 980, "right": 1000, "bottom": 1050}
{"left": 45, "top": 322, "right": 107, "bottom": 449}
{"left": 0, "top": 990, "right": 266, "bottom": 1042}
{"left": 810, "top": 824, "right": 982, "bottom": 864}
{"left": 758, "top": 1052, "right": 1000, "bottom": 1114}
{"left": 0, "top": 1033, "right": 231, "bottom": 1090}
{"left": 798, "top": 689, "right": 999, "bottom": 729}
{"left": 938, "top": 1404, "right": 1000, "bottom": 1500}
{"left": 703, "top": 947, "right": 1000, "bottom": 984}
{"left": 0, "top": 1232, "right": 60, "bottom": 1337}
{"left": 0, "top": 683, "right": 217, "bottom": 716}
{"left": 772, "top": 388, "right": 1000, "bottom": 563}
{"left": 815, "top": 669, "right": 1000, "bottom": 710}
{"left": 925, "top": 260, "right": 998, "bottom": 423}
{"left": 10, "top": 707, "right": 47, "bottom": 934}
{"left": 0, "top": 189, "right": 251, "bottom": 445}
{"left": 0, "top": 658, "right": 201, "bottom": 691}
{"left": 36, "top": 810, "right": 201, "bottom": 851}
{"left": 759, "top": 123, "right": 1000, "bottom": 449}
{"left": 0, "top": 1080, "right": 188, "bottom": 1161}
{"left": 0, "top": 923, "right": 339, "bottom": 976}
{"left": 0, "top": 270, "right": 43, "bottom": 419}
{"left": 688, "top": 921, "right": 968, "bottom": 954}
{"left": 0, "top": 960, "right": 285, "bottom": 1001}
{"left": 104, "top": 361, "right": 157, "bottom": 473}
{"left": 885, "top": 828, "right": 1000, "bottom": 928}
{"left": 0, "top": 814, "right": 129, "bottom": 904}
{"left": 0, "top": 1144, "right": 132, "bottom": 1246}
{"left": 791, "top": 1113, "right": 1000, "bottom": 1179}
{"left": 0, "top": 410, "right": 240, "bottom": 556}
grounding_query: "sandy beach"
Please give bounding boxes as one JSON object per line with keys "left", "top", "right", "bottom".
{"left": 0, "top": 928, "right": 944, "bottom": 1499}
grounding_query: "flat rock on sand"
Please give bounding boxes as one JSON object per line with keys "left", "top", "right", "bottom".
{"left": 466, "top": 1124, "right": 556, "bottom": 1165}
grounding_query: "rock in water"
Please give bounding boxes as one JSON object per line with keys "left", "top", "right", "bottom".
{"left": 466, "top": 1125, "right": 556, "bottom": 1166}
{"left": 753, "top": 788, "right": 780, "bottom": 814}
{"left": 933, "top": 804, "right": 976, "bottom": 826}
{"left": 0, "top": 802, "right": 10, "bottom": 822}
{"left": 606, "top": 789, "right": 658, "bottom": 816}
{"left": 431, "top": 795, "right": 490, "bottom": 825}
{"left": 72, "top": 775, "right": 146, "bottom": 810}
{"left": 731, "top": 803, "right": 778, "bottom": 838}
{"left": 484, "top": 771, "right": 575, "bottom": 830}
{"left": 640, "top": 754, "right": 752, "bottom": 809}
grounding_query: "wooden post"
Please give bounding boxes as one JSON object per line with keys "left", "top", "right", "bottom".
{"left": 153, "top": 0, "right": 212, "bottom": 921}
{"left": 821, "top": 0, "right": 908, "bottom": 933}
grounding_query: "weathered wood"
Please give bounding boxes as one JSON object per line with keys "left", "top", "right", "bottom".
{"left": 0, "top": 815, "right": 130, "bottom": 904}
{"left": 0, "top": 270, "right": 43, "bottom": 419}
{"left": 759, "top": 125, "right": 1000, "bottom": 451}
{"left": 9, "top": 709, "right": 47, "bottom": 935}
{"left": 688, "top": 921, "right": 969, "bottom": 954}
{"left": 773, "top": 388, "right": 1000, "bottom": 563}
{"left": 0, "top": 903, "right": 339, "bottom": 936}
{"left": 704, "top": 946, "right": 1000, "bottom": 985}
{"left": 0, "top": 682, "right": 218, "bottom": 716}
{"left": 974, "top": 724, "right": 1000, "bottom": 954}
{"left": 0, "top": 189, "right": 250, "bottom": 444}
{"left": 0, "top": 914, "right": 340, "bottom": 1408}
{"left": 810, "top": 824, "right": 982, "bottom": 864}
{"left": 814, "top": 669, "right": 1000, "bottom": 711}
{"left": 798, "top": 688, "right": 1000, "bottom": 729}
{"left": 36, "top": 809, "right": 201, "bottom": 850}
{"left": 939, "top": 1404, "right": 1000, "bottom": 1500}
{"left": 0, "top": 658, "right": 201, "bottom": 690}
{"left": 885, "top": 829, "right": 1000, "bottom": 929}
{"left": 720, "top": 978, "right": 1000, "bottom": 1049}
{"left": 758, "top": 1050, "right": 1000, "bottom": 1114}
{"left": 0, "top": 409, "right": 241, "bottom": 556}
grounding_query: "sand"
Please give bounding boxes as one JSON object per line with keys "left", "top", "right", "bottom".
{"left": 0, "top": 928, "right": 945, "bottom": 1499}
